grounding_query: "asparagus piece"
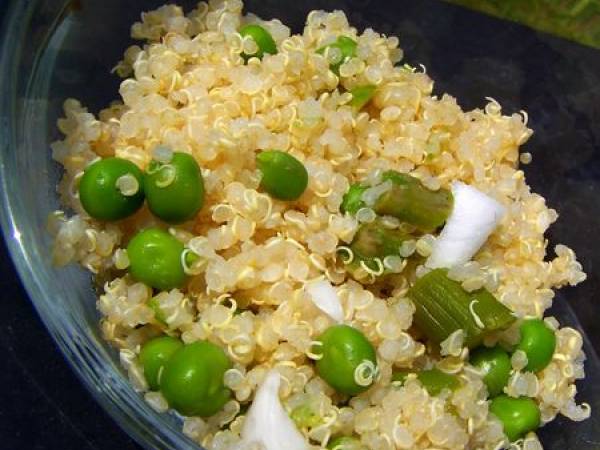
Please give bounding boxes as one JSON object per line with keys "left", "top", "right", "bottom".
{"left": 408, "top": 269, "right": 515, "bottom": 348}
{"left": 340, "top": 183, "right": 367, "bottom": 215}
{"left": 374, "top": 171, "right": 453, "bottom": 231}
{"left": 340, "top": 171, "right": 453, "bottom": 232}
{"left": 340, "top": 219, "right": 412, "bottom": 278}
{"left": 350, "top": 220, "right": 411, "bottom": 260}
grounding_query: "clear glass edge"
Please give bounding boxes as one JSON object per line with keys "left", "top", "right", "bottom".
{"left": 0, "top": 1, "right": 199, "bottom": 449}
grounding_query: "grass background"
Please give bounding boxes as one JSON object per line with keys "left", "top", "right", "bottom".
{"left": 445, "top": 0, "right": 600, "bottom": 48}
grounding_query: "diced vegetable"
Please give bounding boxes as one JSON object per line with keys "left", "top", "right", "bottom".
{"left": 328, "top": 436, "right": 365, "bottom": 450}
{"left": 240, "top": 370, "right": 309, "bottom": 450}
{"left": 426, "top": 181, "right": 505, "bottom": 269}
{"left": 373, "top": 171, "right": 453, "bottom": 232}
{"left": 408, "top": 269, "right": 515, "bottom": 348}
{"left": 490, "top": 395, "right": 541, "bottom": 442}
{"left": 257, "top": 150, "right": 308, "bottom": 201}
{"left": 344, "top": 220, "right": 411, "bottom": 278}
{"left": 240, "top": 24, "right": 277, "bottom": 60}
{"left": 349, "top": 85, "right": 376, "bottom": 110}
{"left": 340, "top": 183, "right": 367, "bottom": 215}
{"left": 391, "top": 370, "right": 410, "bottom": 385}
{"left": 144, "top": 152, "right": 205, "bottom": 224}
{"left": 139, "top": 336, "right": 183, "bottom": 391}
{"left": 305, "top": 279, "right": 344, "bottom": 323}
{"left": 127, "top": 228, "right": 187, "bottom": 291}
{"left": 470, "top": 345, "right": 512, "bottom": 396}
{"left": 391, "top": 368, "right": 459, "bottom": 396}
{"left": 350, "top": 220, "right": 411, "bottom": 260}
{"left": 317, "top": 36, "right": 357, "bottom": 74}
{"left": 315, "top": 325, "right": 378, "bottom": 395}
{"left": 417, "top": 368, "right": 460, "bottom": 395}
{"left": 516, "top": 319, "right": 556, "bottom": 372}
{"left": 160, "top": 341, "right": 231, "bottom": 416}
{"left": 79, "top": 157, "right": 145, "bottom": 221}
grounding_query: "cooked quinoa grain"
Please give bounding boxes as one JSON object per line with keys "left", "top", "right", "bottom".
{"left": 49, "top": 2, "right": 590, "bottom": 449}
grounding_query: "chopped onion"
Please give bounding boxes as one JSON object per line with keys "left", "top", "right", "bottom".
{"left": 426, "top": 182, "right": 505, "bottom": 269}
{"left": 239, "top": 370, "right": 309, "bottom": 450}
{"left": 305, "top": 279, "right": 344, "bottom": 323}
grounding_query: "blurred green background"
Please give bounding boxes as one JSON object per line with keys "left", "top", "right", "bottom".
{"left": 445, "top": 0, "right": 600, "bottom": 48}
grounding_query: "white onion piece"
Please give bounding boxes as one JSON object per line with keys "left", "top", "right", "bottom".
{"left": 426, "top": 181, "right": 506, "bottom": 269}
{"left": 305, "top": 279, "right": 344, "bottom": 323}
{"left": 239, "top": 370, "right": 309, "bottom": 450}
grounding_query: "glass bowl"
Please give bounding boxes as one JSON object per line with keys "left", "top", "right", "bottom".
{"left": 0, "top": 1, "right": 598, "bottom": 449}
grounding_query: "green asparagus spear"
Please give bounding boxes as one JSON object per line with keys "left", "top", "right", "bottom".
{"left": 340, "top": 171, "right": 452, "bottom": 231}
{"left": 408, "top": 269, "right": 515, "bottom": 348}
{"left": 374, "top": 171, "right": 453, "bottom": 231}
{"left": 342, "top": 220, "right": 411, "bottom": 276}
{"left": 350, "top": 220, "right": 411, "bottom": 260}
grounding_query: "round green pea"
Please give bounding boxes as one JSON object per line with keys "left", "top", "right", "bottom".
{"left": 489, "top": 395, "right": 541, "bottom": 442}
{"left": 340, "top": 183, "right": 367, "bottom": 215}
{"left": 160, "top": 341, "right": 232, "bottom": 417}
{"left": 240, "top": 24, "right": 277, "bottom": 60}
{"left": 127, "top": 228, "right": 186, "bottom": 290}
{"left": 417, "top": 368, "right": 460, "bottom": 396}
{"left": 79, "top": 157, "right": 144, "bottom": 221}
{"left": 328, "top": 436, "right": 364, "bottom": 450}
{"left": 315, "top": 324, "right": 378, "bottom": 395}
{"left": 256, "top": 150, "right": 308, "bottom": 201}
{"left": 317, "top": 36, "right": 357, "bottom": 74}
{"left": 144, "top": 152, "right": 204, "bottom": 224}
{"left": 516, "top": 319, "right": 556, "bottom": 372}
{"left": 391, "top": 368, "right": 459, "bottom": 396}
{"left": 349, "top": 85, "right": 376, "bottom": 110}
{"left": 139, "top": 336, "right": 183, "bottom": 391}
{"left": 470, "top": 346, "right": 511, "bottom": 397}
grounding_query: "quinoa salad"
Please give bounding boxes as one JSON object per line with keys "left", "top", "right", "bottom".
{"left": 48, "top": 2, "right": 591, "bottom": 449}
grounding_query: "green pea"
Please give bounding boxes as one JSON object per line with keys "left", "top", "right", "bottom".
{"left": 256, "top": 150, "right": 308, "bottom": 200}
{"left": 315, "top": 324, "right": 378, "bottom": 395}
{"left": 317, "top": 36, "right": 358, "bottom": 74}
{"left": 79, "top": 157, "right": 144, "bottom": 221}
{"left": 144, "top": 152, "right": 204, "bottom": 224}
{"left": 340, "top": 183, "right": 367, "bottom": 214}
{"left": 349, "top": 85, "right": 376, "bottom": 110}
{"left": 516, "top": 319, "right": 556, "bottom": 372}
{"left": 417, "top": 368, "right": 459, "bottom": 396}
{"left": 127, "top": 228, "right": 186, "bottom": 290}
{"left": 470, "top": 346, "right": 511, "bottom": 397}
{"left": 391, "top": 370, "right": 410, "bottom": 385}
{"left": 139, "top": 336, "right": 183, "bottom": 391}
{"left": 240, "top": 24, "right": 277, "bottom": 60}
{"left": 391, "top": 369, "right": 459, "bottom": 396}
{"left": 328, "top": 436, "right": 364, "bottom": 450}
{"left": 489, "top": 395, "right": 541, "bottom": 442}
{"left": 160, "top": 341, "right": 232, "bottom": 417}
